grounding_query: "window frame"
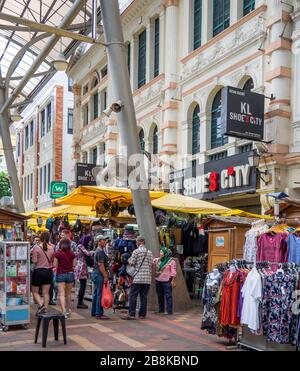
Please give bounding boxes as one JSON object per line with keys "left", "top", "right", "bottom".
{"left": 243, "top": 0, "right": 255, "bottom": 16}
{"left": 193, "top": 0, "right": 202, "bottom": 50}
{"left": 192, "top": 105, "right": 201, "bottom": 155}
{"left": 24, "top": 125, "right": 29, "bottom": 151}
{"left": 139, "top": 129, "right": 145, "bottom": 152}
{"left": 154, "top": 18, "right": 160, "bottom": 78}
{"left": 213, "top": 0, "right": 230, "bottom": 37}
{"left": 40, "top": 109, "right": 46, "bottom": 138}
{"left": 93, "top": 92, "right": 99, "bottom": 120}
{"left": 211, "top": 90, "right": 228, "bottom": 149}
{"left": 29, "top": 120, "right": 34, "bottom": 147}
{"left": 67, "top": 108, "right": 73, "bottom": 134}
{"left": 46, "top": 101, "right": 52, "bottom": 133}
{"left": 138, "top": 29, "right": 147, "bottom": 89}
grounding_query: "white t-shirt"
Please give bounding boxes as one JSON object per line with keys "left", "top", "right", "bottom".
{"left": 241, "top": 267, "right": 262, "bottom": 332}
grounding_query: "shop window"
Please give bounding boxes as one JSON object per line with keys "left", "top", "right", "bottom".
{"left": 40, "top": 109, "right": 45, "bottom": 137}
{"left": 138, "top": 29, "right": 147, "bottom": 88}
{"left": 46, "top": 101, "right": 52, "bottom": 132}
{"left": 243, "top": 0, "right": 255, "bottom": 16}
{"left": 243, "top": 78, "right": 254, "bottom": 91}
{"left": 209, "top": 151, "right": 228, "bottom": 161}
{"left": 194, "top": 0, "right": 202, "bottom": 50}
{"left": 24, "top": 126, "right": 29, "bottom": 151}
{"left": 30, "top": 120, "right": 34, "bottom": 146}
{"left": 154, "top": 18, "right": 160, "bottom": 78}
{"left": 192, "top": 105, "right": 201, "bottom": 155}
{"left": 139, "top": 129, "right": 145, "bottom": 152}
{"left": 211, "top": 90, "right": 228, "bottom": 149}
{"left": 213, "top": 0, "right": 230, "bottom": 37}
{"left": 152, "top": 126, "right": 158, "bottom": 155}
{"left": 67, "top": 109, "right": 73, "bottom": 134}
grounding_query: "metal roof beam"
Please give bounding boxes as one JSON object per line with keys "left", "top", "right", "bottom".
{"left": 0, "top": 21, "right": 93, "bottom": 32}
{"left": 0, "top": 0, "right": 85, "bottom": 115}
{"left": 0, "top": 13, "right": 102, "bottom": 45}
{"left": 9, "top": 70, "right": 52, "bottom": 81}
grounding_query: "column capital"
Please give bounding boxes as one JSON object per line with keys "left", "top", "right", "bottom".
{"left": 163, "top": 0, "right": 179, "bottom": 8}
{"left": 72, "top": 84, "right": 81, "bottom": 96}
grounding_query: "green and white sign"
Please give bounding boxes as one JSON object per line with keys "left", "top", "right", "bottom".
{"left": 50, "top": 181, "right": 68, "bottom": 199}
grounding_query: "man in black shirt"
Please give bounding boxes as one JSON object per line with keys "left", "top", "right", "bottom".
{"left": 91, "top": 235, "right": 110, "bottom": 320}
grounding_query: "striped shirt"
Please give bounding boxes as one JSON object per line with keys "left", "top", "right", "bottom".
{"left": 128, "top": 246, "right": 153, "bottom": 284}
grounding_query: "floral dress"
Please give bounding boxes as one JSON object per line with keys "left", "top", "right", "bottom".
{"left": 262, "top": 271, "right": 297, "bottom": 344}
{"left": 201, "top": 275, "right": 222, "bottom": 335}
{"left": 74, "top": 244, "right": 93, "bottom": 281}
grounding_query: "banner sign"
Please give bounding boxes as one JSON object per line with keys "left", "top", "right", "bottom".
{"left": 221, "top": 86, "right": 265, "bottom": 141}
{"left": 76, "top": 163, "right": 97, "bottom": 187}
{"left": 169, "top": 152, "right": 256, "bottom": 200}
{"left": 50, "top": 182, "right": 68, "bottom": 199}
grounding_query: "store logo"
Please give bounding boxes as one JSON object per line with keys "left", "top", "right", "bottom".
{"left": 50, "top": 181, "right": 68, "bottom": 199}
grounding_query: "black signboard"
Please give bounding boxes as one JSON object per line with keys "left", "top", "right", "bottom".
{"left": 221, "top": 86, "right": 265, "bottom": 141}
{"left": 76, "top": 163, "right": 97, "bottom": 187}
{"left": 169, "top": 152, "right": 256, "bottom": 200}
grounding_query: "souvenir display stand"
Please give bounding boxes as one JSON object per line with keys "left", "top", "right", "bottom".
{"left": 0, "top": 241, "right": 30, "bottom": 331}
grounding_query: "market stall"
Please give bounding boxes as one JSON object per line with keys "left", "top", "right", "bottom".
{"left": 0, "top": 209, "right": 30, "bottom": 332}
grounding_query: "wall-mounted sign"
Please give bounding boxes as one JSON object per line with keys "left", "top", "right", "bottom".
{"left": 50, "top": 181, "right": 68, "bottom": 199}
{"left": 76, "top": 163, "right": 98, "bottom": 187}
{"left": 216, "top": 236, "right": 225, "bottom": 247}
{"left": 221, "top": 86, "right": 265, "bottom": 141}
{"left": 169, "top": 152, "right": 256, "bottom": 200}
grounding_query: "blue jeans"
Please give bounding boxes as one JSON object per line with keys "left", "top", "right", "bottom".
{"left": 156, "top": 281, "right": 173, "bottom": 314}
{"left": 91, "top": 271, "right": 104, "bottom": 317}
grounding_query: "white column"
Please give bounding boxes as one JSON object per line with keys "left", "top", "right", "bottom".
{"left": 146, "top": 19, "right": 152, "bottom": 83}
{"left": 159, "top": 9, "right": 166, "bottom": 74}
{"left": 202, "top": 0, "right": 213, "bottom": 44}
{"left": 164, "top": 2, "right": 179, "bottom": 84}
{"left": 182, "top": 0, "right": 193, "bottom": 56}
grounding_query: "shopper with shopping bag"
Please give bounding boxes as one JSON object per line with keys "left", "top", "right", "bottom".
{"left": 91, "top": 235, "right": 110, "bottom": 320}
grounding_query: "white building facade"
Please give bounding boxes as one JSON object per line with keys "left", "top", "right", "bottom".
{"left": 68, "top": 0, "right": 300, "bottom": 213}
{"left": 15, "top": 72, "right": 74, "bottom": 212}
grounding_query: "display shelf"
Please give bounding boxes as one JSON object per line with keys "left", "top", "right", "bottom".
{"left": 0, "top": 242, "right": 30, "bottom": 330}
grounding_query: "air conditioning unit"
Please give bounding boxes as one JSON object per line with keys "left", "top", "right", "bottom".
{"left": 0, "top": 196, "right": 14, "bottom": 207}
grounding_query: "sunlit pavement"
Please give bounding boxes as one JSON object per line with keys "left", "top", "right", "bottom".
{"left": 0, "top": 301, "right": 240, "bottom": 351}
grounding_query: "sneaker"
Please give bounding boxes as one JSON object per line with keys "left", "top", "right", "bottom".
{"left": 77, "top": 304, "right": 88, "bottom": 309}
{"left": 121, "top": 315, "right": 135, "bottom": 320}
{"left": 63, "top": 313, "right": 69, "bottom": 319}
{"left": 96, "top": 315, "right": 110, "bottom": 320}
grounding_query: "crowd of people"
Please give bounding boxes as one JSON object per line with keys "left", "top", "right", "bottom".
{"left": 28, "top": 228, "right": 177, "bottom": 321}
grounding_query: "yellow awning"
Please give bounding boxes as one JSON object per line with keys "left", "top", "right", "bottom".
{"left": 25, "top": 205, "right": 97, "bottom": 218}
{"left": 220, "top": 209, "right": 274, "bottom": 220}
{"left": 151, "top": 193, "right": 231, "bottom": 215}
{"left": 56, "top": 186, "right": 166, "bottom": 207}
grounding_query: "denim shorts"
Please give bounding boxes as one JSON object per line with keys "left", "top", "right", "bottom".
{"left": 56, "top": 272, "right": 75, "bottom": 284}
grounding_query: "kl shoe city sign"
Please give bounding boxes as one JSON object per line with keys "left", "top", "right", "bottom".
{"left": 50, "top": 181, "right": 68, "bottom": 199}
{"left": 221, "top": 86, "right": 265, "bottom": 141}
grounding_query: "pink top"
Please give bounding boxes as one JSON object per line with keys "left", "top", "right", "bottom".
{"left": 31, "top": 244, "right": 54, "bottom": 269}
{"left": 256, "top": 232, "right": 288, "bottom": 263}
{"left": 153, "top": 258, "right": 177, "bottom": 282}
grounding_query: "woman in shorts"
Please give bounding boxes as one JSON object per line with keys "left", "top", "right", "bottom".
{"left": 31, "top": 231, "right": 54, "bottom": 315}
{"left": 54, "top": 239, "right": 76, "bottom": 318}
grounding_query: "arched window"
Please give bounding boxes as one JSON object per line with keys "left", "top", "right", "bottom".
{"left": 211, "top": 90, "right": 228, "bottom": 149}
{"left": 213, "top": 0, "right": 230, "bottom": 37}
{"left": 139, "top": 129, "right": 145, "bottom": 152}
{"left": 243, "top": 78, "right": 254, "bottom": 91}
{"left": 192, "top": 105, "right": 200, "bottom": 155}
{"left": 152, "top": 126, "right": 158, "bottom": 155}
{"left": 243, "top": 0, "right": 255, "bottom": 16}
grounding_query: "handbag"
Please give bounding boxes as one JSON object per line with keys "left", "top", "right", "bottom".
{"left": 126, "top": 251, "right": 148, "bottom": 278}
{"left": 101, "top": 282, "right": 113, "bottom": 309}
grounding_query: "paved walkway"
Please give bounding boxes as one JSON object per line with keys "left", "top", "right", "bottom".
{"left": 0, "top": 303, "right": 239, "bottom": 351}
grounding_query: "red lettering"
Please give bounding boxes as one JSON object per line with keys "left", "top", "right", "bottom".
{"left": 209, "top": 172, "right": 219, "bottom": 192}
{"left": 228, "top": 166, "right": 235, "bottom": 176}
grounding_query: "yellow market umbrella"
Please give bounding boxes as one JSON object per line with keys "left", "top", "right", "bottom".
{"left": 24, "top": 205, "right": 97, "bottom": 218}
{"left": 151, "top": 193, "right": 231, "bottom": 215}
{"left": 56, "top": 186, "right": 166, "bottom": 207}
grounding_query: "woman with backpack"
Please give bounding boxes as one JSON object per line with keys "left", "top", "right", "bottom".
{"left": 75, "top": 235, "right": 94, "bottom": 309}
{"left": 31, "top": 231, "right": 55, "bottom": 315}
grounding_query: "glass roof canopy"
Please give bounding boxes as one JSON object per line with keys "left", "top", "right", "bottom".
{"left": 0, "top": 0, "right": 100, "bottom": 107}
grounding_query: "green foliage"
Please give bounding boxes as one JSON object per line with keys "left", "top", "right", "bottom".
{"left": 0, "top": 171, "right": 12, "bottom": 199}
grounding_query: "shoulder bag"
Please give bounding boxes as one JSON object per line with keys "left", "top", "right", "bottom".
{"left": 126, "top": 251, "right": 148, "bottom": 278}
